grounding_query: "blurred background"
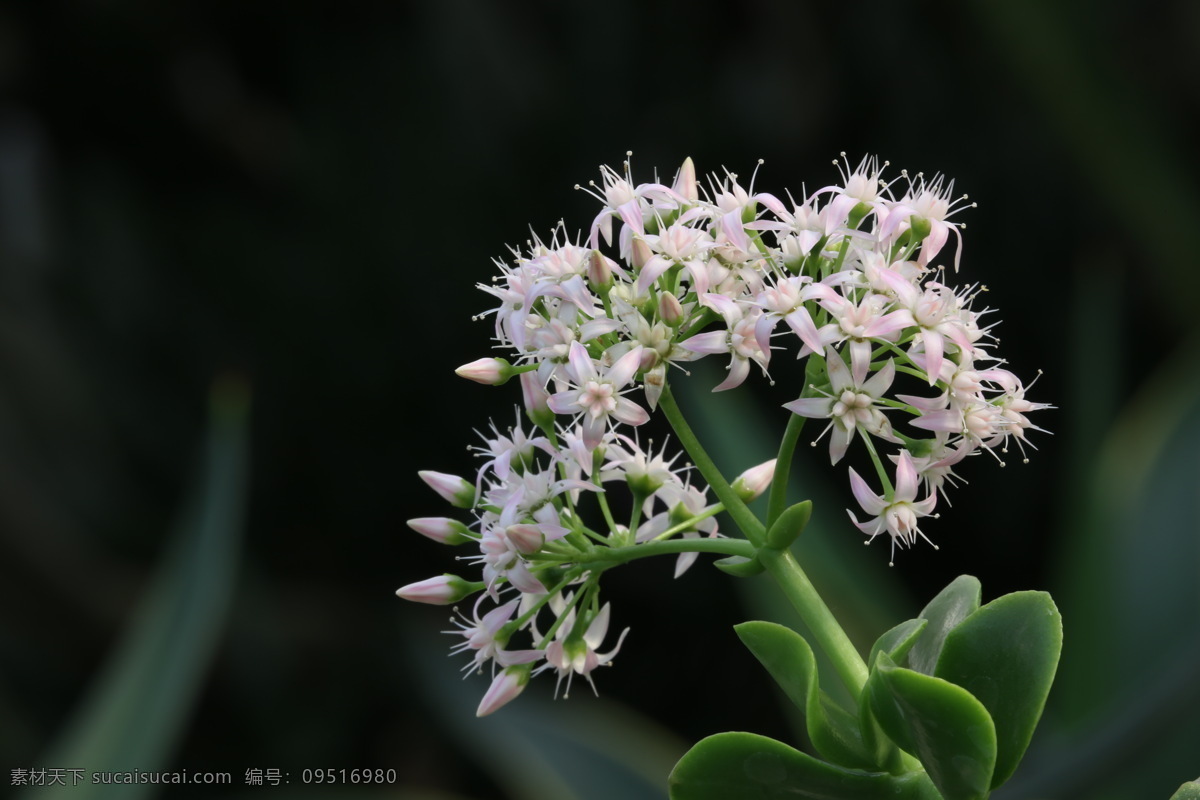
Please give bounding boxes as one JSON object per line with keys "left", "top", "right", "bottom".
{"left": 1, "top": 1, "right": 1198, "bottom": 798}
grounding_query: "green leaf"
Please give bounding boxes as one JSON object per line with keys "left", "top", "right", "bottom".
{"left": 714, "top": 554, "right": 765, "bottom": 577}
{"left": 904, "top": 575, "right": 981, "bottom": 676}
{"left": 866, "top": 653, "right": 997, "bottom": 800}
{"left": 30, "top": 381, "right": 251, "bottom": 800}
{"left": 935, "top": 591, "right": 1062, "bottom": 790}
{"left": 765, "top": 500, "right": 812, "bottom": 551}
{"left": 869, "top": 618, "right": 928, "bottom": 669}
{"left": 735, "top": 621, "right": 876, "bottom": 769}
{"left": 668, "top": 731, "right": 940, "bottom": 800}
{"left": 1170, "top": 779, "right": 1200, "bottom": 800}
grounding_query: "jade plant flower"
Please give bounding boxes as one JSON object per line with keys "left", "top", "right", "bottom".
{"left": 398, "top": 153, "right": 1060, "bottom": 800}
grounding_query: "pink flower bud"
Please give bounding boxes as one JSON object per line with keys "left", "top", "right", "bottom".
{"left": 733, "top": 458, "right": 777, "bottom": 502}
{"left": 505, "top": 524, "right": 545, "bottom": 555}
{"left": 476, "top": 666, "right": 530, "bottom": 717}
{"left": 455, "top": 357, "right": 512, "bottom": 386}
{"left": 520, "top": 372, "right": 554, "bottom": 428}
{"left": 630, "top": 237, "right": 653, "bottom": 270}
{"left": 658, "top": 292, "right": 684, "bottom": 326}
{"left": 407, "top": 517, "right": 473, "bottom": 545}
{"left": 418, "top": 470, "right": 476, "bottom": 508}
{"left": 587, "top": 250, "right": 614, "bottom": 290}
{"left": 673, "top": 156, "right": 698, "bottom": 204}
{"left": 395, "top": 574, "right": 476, "bottom": 605}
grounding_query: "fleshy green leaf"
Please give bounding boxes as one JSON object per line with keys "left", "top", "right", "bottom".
{"left": 735, "top": 621, "right": 876, "bottom": 770}
{"left": 714, "top": 554, "right": 765, "bottom": 577}
{"left": 867, "top": 652, "right": 997, "bottom": 800}
{"left": 765, "top": 500, "right": 812, "bottom": 551}
{"left": 935, "top": 591, "right": 1062, "bottom": 790}
{"left": 869, "top": 618, "right": 928, "bottom": 669}
{"left": 1170, "top": 779, "right": 1200, "bottom": 800}
{"left": 668, "top": 731, "right": 940, "bottom": 800}
{"left": 904, "top": 575, "right": 981, "bottom": 676}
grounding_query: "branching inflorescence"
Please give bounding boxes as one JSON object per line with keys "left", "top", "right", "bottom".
{"left": 399, "top": 153, "right": 1048, "bottom": 716}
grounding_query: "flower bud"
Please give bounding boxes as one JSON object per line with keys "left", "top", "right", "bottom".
{"left": 587, "top": 250, "right": 614, "bottom": 292}
{"left": 396, "top": 574, "right": 478, "bottom": 605}
{"left": 505, "top": 524, "right": 545, "bottom": 555}
{"left": 520, "top": 372, "right": 555, "bottom": 429}
{"left": 418, "top": 470, "right": 476, "bottom": 508}
{"left": 476, "top": 665, "right": 531, "bottom": 717}
{"left": 630, "top": 237, "right": 653, "bottom": 270}
{"left": 732, "top": 458, "right": 777, "bottom": 502}
{"left": 407, "top": 516, "right": 474, "bottom": 545}
{"left": 658, "top": 292, "right": 684, "bottom": 327}
{"left": 673, "top": 157, "right": 698, "bottom": 204}
{"left": 455, "top": 357, "right": 513, "bottom": 386}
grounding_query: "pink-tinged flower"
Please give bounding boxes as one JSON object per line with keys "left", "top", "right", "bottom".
{"left": 396, "top": 574, "right": 477, "bottom": 605}
{"left": 733, "top": 459, "right": 777, "bottom": 502}
{"left": 868, "top": 274, "right": 975, "bottom": 385}
{"left": 680, "top": 294, "right": 771, "bottom": 392}
{"left": 879, "top": 172, "right": 974, "bottom": 269}
{"left": 448, "top": 598, "right": 542, "bottom": 674}
{"left": 538, "top": 599, "right": 630, "bottom": 698}
{"left": 847, "top": 451, "right": 938, "bottom": 565}
{"left": 419, "top": 470, "right": 476, "bottom": 508}
{"left": 809, "top": 153, "right": 892, "bottom": 231}
{"left": 477, "top": 666, "right": 531, "bottom": 717}
{"left": 784, "top": 347, "right": 897, "bottom": 464}
{"left": 455, "top": 357, "right": 513, "bottom": 386}
{"left": 547, "top": 342, "right": 649, "bottom": 449}
{"left": 407, "top": 517, "right": 474, "bottom": 546}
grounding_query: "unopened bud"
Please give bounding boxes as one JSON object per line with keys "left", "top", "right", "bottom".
{"left": 733, "top": 459, "right": 777, "bottom": 502}
{"left": 658, "top": 292, "right": 684, "bottom": 326}
{"left": 418, "top": 470, "right": 476, "bottom": 508}
{"left": 505, "top": 524, "right": 545, "bottom": 555}
{"left": 455, "top": 357, "right": 513, "bottom": 386}
{"left": 673, "top": 157, "right": 698, "bottom": 204}
{"left": 631, "top": 237, "right": 653, "bottom": 270}
{"left": 587, "top": 250, "right": 614, "bottom": 291}
{"left": 477, "top": 666, "right": 531, "bottom": 717}
{"left": 407, "top": 516, "right": 474, "bottom": 545}
{"left": 520, "top": 372, "right": 555, "bottom": 428}
{"left": 396, "top": 574, "right": 478, "bottom": 605}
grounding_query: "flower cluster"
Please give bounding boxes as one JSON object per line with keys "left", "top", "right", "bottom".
{"left": 399, "top": 154, "right": 1047, "bottom": 714}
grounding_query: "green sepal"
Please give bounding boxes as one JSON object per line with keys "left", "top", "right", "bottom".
{"left": 866, "top": 652, "right": 997, "bottom": 800}
{"left": 1170, "top": 779, "right": 1200, "bottom": 800}
{"left": 764, "top": 500, "right": 812, "bottom": 552}
{"left": 869, "top": 618, "right": 928, "bottom": 670}
{"left": 735, "top": 621, "right": 876, "bottom": 769}
{"left": 668, "top": 731, "right": 941, "bottom": 800}
{"left": 935, "top": 591, "right": 1063, "bottom": 790}
{"left": 904, "top": 575, "right": 981, "bottom": 676}
{"left": 714, "top": 554, "right": 764, "bottom": 577}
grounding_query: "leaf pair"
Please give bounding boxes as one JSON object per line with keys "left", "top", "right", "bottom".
{"left": 670, "top": 576, "right": 1063, "bottom": 800}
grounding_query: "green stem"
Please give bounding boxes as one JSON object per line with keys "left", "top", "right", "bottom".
{"left": 585, "top": 537, "right": 755, "bottom": 567}
{"left": 767, "top": 412, "right": 807, "bottom": 528}
{"left": 758, "top": 547, "right": 870, "bottom": 697}
{"left": 658, "top": 386, "right": 766, "bottom": 546}
{"left": 653, "top": 504, "right": 724, "bottom": 541}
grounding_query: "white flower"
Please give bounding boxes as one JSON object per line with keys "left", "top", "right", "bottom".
{"left": 784, "top": 347, "right": 897, "bottom": 464}
{"left": 847, "top": 451, "right": 938, "bottom": 566}
{"left": 547, "top": 342, "right": 649, "bottom": 448}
